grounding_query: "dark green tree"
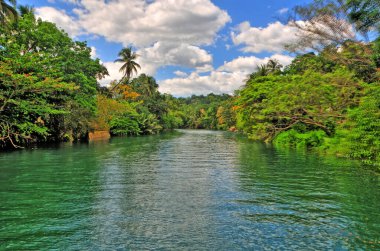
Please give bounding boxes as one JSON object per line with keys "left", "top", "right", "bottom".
{"left": 0, "top": 12, "right": 108, "bottom": 146}
{"left": 130, "top": 74, "right": 159, "bottom": 98}
{"left": 18, "top": 5, "right": 34, "bottom": 17}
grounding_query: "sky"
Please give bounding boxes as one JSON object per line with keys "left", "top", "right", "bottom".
{"left": 18, "top": 0, "right": 312, "bottom": 96}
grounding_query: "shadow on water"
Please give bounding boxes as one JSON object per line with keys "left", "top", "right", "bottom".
{"left": 0, "top": 130, "right": 379, "bottom": 250}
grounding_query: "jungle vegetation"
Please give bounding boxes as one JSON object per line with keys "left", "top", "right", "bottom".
{"left": 0, "top": 0, "right": 379, "bottom": 168}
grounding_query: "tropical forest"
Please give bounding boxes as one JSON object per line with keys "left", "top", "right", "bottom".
{"left": 0, "top": 0, "right": 379, "bottom": 250}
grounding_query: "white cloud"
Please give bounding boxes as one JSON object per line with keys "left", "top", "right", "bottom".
{"left": 63, "top": 0, "right": 80, "bottom": 4}
{"left": 159, "top": 71, "right": 240, "bottom": 96}
{"left": 75, "top": 0, "right": 230, "bottom": 47}
{"left": 90, "top": 46, "right": 97, "bottom": 59}
{"left": 196, "top": 64, "right": 214, "bottom": 73}
{"left": 219, "top": 54, "right": 293, "bottom": 73}
{"left": 174, "top": 71, "right": 188, "bottom": 77}
{"left": 50, "top": 0, "right": 80, "bottom": 4}
{"left": 35, "top": 1, "right": 299, "bottom": 96}
{"left": 159, "top": 54, "right": 294, "bottom": 96}
{"left": 98, "top": 61, "right": 124, "bottom": 86}
{"left": 99, "top": 42, "right": 214, "bottom": 86}
{"left": 136, "top": 42, "right": 213, "bottom": 75}
{"left": 35, "top": 7, "right": 84, "bottom": 38}
{"left": 232, "top": 19, "right": 357, "bottom": 54}
{"left": 231, "top": 21, "right": 299, "bottom": 53}
{"left": 37, "top": 0, "right": 230, "bottom": 83}
{"left": 278, "top": 8, "right": 289, "bottom": 14}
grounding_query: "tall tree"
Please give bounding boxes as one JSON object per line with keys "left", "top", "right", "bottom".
{"left": 114, "top": 47, "right": 141, "bottom": 83}
{"left": 287, "top": 0, "right": 380, "bottom": 52}
{"left": 18, "top": 4, "right": 34, "bottom": 17}
{"left": 130, "top": 74, "right": 158, "bottom": 98}
{"left": 0, "top": 13, "right": 108, "bottom": 146}
{"left": 246, "top": 59, "right": 283, "bottom": 81}
{"left": 266, "top": 59, "right": 283, "bottom": 73}
{"left": 0, "top": 0, "right": 17, "bottom": 25}
{"left": 345, "top": 0, "right": 380, "bottom": 35}
{"left": 287, "top": 0, "right": 356, "bottom": 52}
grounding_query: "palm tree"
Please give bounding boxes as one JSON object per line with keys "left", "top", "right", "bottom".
{"left": 246, "top": 60, "right": 283, "bottom": 82}
{"left": 133, "top": 74, "right": 158, "bottom": 97}
{"left": 266, "top": 59, "right": 282, "bottom": 73}
{"left": 245, "top": 64, "right": 268, "bottom": 82}
{"left": 0, "top": 0, "right": 17, "bottom": 25}
{"left": 114, "top": 47, "right": 141, "bottom": 83}
{"left": 18, "top": 5, "right": 34, "bottom": 17}
{"left": 255, "top": 64, "right": 270, "bottom": 77}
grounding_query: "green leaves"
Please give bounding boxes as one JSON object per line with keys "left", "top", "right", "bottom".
{"left": 235, "top": 44, "right": 379, "bottom": 167}
{"left": 0, "top": 0, "right": 18, "bottom": 26}
{"left": 0, "top": 13, "right": 107, "bottom": 147}
{"left": 274, "top": 129, "right": 327, "bottom": 149}
{"left": 345, "top": 0, "right": 380, "bottom": 34}
{"left": 341, "top": 84, "right": 380, "bottom": 166}
{"left": 0, "top": 56, "right": 75, "bottom": 146}
{"left": 110, "top": 116, "right": 141, "bottom": 136}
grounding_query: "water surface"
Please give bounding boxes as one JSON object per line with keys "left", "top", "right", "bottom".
{"left": 0, "top": 130, "right": 379, "bottom": 250}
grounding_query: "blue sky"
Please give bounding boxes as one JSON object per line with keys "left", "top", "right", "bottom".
{"left": 18, "top": 0, "right": 311, "bottom": 96}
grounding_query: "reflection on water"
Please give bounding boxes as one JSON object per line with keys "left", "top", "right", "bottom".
{"left": 0, "top": 130, "right": 379, "bottom": 250}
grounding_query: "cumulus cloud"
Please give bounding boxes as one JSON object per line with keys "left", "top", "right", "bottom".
{"left": 97, "top": 42, "right": 215, "bottom": 86}
{"left": 159, "top": 71, "right": 240, "bottom": 96}
{"left": 98, "top": 42, "right": 214, "bottom": 85}
{"left": 35, "top": 7, "right": 84, "bottom": 37}
{"left": 231, "top": 21, "right": 299, "bottom": 53}
{"left": 35, "top": 1, "right": 298, "bottom": 96}
{"left": 174, "top": 71, "right": 188, "bottom": 77}
{"left": 137, "top": 42, "right": 213, "bottom": 75}
{"left": 37, "top": 0, "right": 231, "bottom": 84}
{"left": 74, "top": 0, "right": 231, "bottom": 47}
{"left": 63, "top": 0, "right": 80, "bottom": 4}
{"left": 196, "top": 64, "right": 214, "bottom": 73}
{"left": 90, "top": 46, "right": 97, "bottom": 59}
{"left": 159, "top": 54, "right": 294, "bottom": 96}
{"left": 98, "top": 61, "right": 124, "bottom": 86}
{"left": 232, "top": 19, "right": 356, "bottom": 54}
{"left": 219, "top": 54, "right": 293, "bottom": 73}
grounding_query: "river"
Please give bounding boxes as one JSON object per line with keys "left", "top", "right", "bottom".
{"left": 0, "top": 130, "right": 379, "bottom": 250}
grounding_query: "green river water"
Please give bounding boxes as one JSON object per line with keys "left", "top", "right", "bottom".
{"left": 0, "top": 130, "right": 379, "bottom": 250}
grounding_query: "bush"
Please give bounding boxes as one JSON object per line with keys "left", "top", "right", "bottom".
{"left": 274, "top": 129, "right": 327, "bottom": 149}
{"left": 340, "top": 85, "right": 380, "bottom": 166}
{"left": 109, "top": 116, "right": 141, "bottom": 136}
{"left": 161, "top": 112, "right": 184, "bottom": 129}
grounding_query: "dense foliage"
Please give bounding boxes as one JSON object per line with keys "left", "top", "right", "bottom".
{"left": 233, "top": 0, "right": 380, "bottom": 168}
{"left": 1, "top": 0, "right": 379, "bottom": 169}
{"left": 0, "top": 12, "right": 107, "bottom": 147}
{"left": 235, "top": 39, "right": 379, "bottom": 167}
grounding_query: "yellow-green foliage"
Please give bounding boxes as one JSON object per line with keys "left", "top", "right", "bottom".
{"left": 274, "top": 129, "right": 327, "bottom": 149}
{"left": 331, "top": 84, "right": 380, "bottom": 167}
{"left": 235, "top": 40, "right": 380, "bottom": 167}
{"left": 235, "top": 69, "right": 361, "bottom": 141}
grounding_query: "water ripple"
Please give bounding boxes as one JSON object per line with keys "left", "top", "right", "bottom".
{"left": 0, "top": 130, "right": 379, "bottom": 250}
